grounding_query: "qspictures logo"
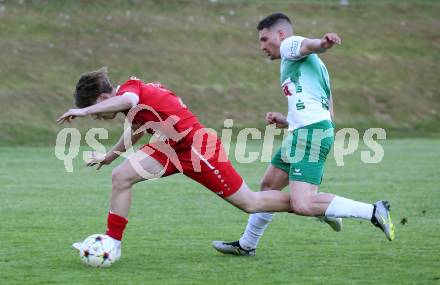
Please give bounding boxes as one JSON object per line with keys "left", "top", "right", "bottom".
{"left": 55, "top": 104, "right": 386, "bottom": 178}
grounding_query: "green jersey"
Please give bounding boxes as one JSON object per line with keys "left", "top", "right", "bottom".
{"left": 279, "top": 36, "right": 332, "bottom": 131}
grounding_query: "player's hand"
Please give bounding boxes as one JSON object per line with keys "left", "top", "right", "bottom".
{"left": 57, "top": 108, "right": 88, "bottom": 124}
{"left": 320, "top": 33, "right": 341, "bottom": 49}
{"left": 86, "top": 151, "right": 113, "bottom": 170}
{"left": 266, "top": 112, "right": 287, "bottom": 128}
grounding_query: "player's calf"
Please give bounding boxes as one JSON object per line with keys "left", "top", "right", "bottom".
{"left": 289, "top": 196, "right": 320, "bottom": 216}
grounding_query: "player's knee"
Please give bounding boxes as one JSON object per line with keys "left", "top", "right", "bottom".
{"left": 290, "top": 198, "right": 313, "bottom": 216}
{"left": 111, "top": 167, "right": 132, "bottom": 190}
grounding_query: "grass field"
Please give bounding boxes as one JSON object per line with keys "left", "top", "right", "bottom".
{"left": 1, "top": 139, "right": 439, "bottom": 284}
{"left": 1, "top": 1, "right": 438, "bottom": 284}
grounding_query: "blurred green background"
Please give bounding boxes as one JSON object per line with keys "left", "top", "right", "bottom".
{"left": 0, "top": 0, "right": 439, "bottom": 145}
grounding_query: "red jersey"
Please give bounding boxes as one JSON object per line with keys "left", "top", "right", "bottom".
{"left": 116, "top": 77, "right": 204, "bottom": 149}
{"left": 116, "top": 77, "right": 244, "bottom": 198}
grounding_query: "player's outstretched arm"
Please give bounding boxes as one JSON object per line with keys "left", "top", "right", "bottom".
{"left": 56, "top": 95, "right": 136, "bottom": 124}
{"left": 56, "top": 108, "right": 87, "bottom": 124}
{"left": 300, "top": 33, "right": 341, "bottom": 56}
{"left": 85, "top": 95, "right": 137, "bottom": 115}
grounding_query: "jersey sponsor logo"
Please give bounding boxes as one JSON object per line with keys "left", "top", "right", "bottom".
{"left": 281, "top": 79, "right": 296, "bottom": 97}
{"left": 281, "top": 73, "right": 302, "bottom": 96}
{"left": 283, "top": 84, "right": 292, "bottom": 97}
{"left": 296, "top": 100, "right": 305, "bottom": 110}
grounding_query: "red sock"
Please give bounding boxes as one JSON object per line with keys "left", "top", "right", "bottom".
{"left": 106, "top": 212, "right": 128, "bottom": 241}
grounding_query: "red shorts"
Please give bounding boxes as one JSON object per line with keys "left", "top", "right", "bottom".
{"left": 140, "top": 137, "right": 243, "bottom": 198}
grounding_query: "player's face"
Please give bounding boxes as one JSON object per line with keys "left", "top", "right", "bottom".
{"left": 92, "top": 93, "right": 117, "bottom": 120}
{"left": 259, "top": 28, "right": 281, "bottom": 60}
{"left": 92, "top": 112, "right": 117, "bottom": 120}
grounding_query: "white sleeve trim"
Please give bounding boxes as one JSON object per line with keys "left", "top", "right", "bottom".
{"left": 280, "top": 36, "right": 307, "bottom": 61}
{"left": 120, "top": 92, "right": 139, "bottom": 106}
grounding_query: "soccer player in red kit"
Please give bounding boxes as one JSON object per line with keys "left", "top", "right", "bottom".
{"left": 57, "top": 67, "right": 293, "bottom": 261}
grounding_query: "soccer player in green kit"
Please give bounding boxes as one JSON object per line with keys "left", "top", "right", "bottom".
{"left": 213, "top": 13, "right": 395, "bottom": 256}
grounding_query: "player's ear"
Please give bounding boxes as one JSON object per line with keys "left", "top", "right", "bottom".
{"left": 95, "top": 93, "right": 110, "bottom": 104}
{"left": 101, "top": 93, "right": 112, "bottom": 100}
{"left": 277, "top": 29, "right": 285, "bottom": 41}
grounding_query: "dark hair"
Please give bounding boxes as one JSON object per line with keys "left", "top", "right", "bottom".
{"left": 74, "top": 67, "right": 113, "bottom": 108}
{"left": 257, "top": 13, "right": 291, "bottom": 31}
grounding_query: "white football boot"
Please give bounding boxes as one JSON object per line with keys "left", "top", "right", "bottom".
{"left": 318, "top": 216, "right": 343, "bottom": 232}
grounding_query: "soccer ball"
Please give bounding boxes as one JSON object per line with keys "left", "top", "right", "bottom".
{"left": 79, "top": 234, "right": 117, "bottom": 268}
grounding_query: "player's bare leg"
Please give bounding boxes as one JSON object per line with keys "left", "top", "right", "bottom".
{"left": 289, "top": 181, "right": 332, "bottom": 216}
{"left": 110, "top": 151, "right": 165, "bottom": 218}
{"left": 289, "top": 181, "right": 394, "bottom": 241}
{"left": 224, "top": 181, "right": 291, "bottom": 213}
{"left": 213, "top": 165, "right": 289, "bottom": 255}
{"left": 212, "top": 165, "right": 343, "bottom": 255}
{"left": 74, "top": 150, "right": 167, "bottom": 259}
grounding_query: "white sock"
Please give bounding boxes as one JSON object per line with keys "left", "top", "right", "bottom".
{"left": 239, "top": 212, "right": 274, "bottom": 250}
{"left": 325, "top": 196, "right": 373, "bottom": 220}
